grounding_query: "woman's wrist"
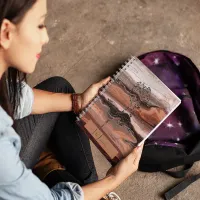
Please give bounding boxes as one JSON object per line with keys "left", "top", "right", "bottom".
{"left": 106, "top": 174, "right": 122, "bottom": 189}
{"left": 82, "top": 175, "right": 119, "bottom": 200}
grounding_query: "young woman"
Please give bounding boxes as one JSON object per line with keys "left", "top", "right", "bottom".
{"left": 0, "top": 0, "right": 144, "bottom": 199}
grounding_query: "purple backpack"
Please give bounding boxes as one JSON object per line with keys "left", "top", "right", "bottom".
{"left": 137, "top": 51, "right": 200, "bottom": 200}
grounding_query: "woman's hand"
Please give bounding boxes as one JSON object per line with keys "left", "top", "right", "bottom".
{"left": 80, "top": 77, "right": 111, "bottom": 110}
{"left": 82, "top": 144, "right": 144, "bottom": 200}
{"left": 106, "top": 143, "right": 144, "bottom": 186}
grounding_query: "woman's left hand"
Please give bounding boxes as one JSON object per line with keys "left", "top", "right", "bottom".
{"left": 80, "top": 77, "right": 111, "bottom": 110}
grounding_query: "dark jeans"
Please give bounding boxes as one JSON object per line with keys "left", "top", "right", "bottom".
{"left": 14, "top": 76, "right": 98, "bottom": 187}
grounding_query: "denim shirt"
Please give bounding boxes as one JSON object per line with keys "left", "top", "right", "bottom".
{"left": 0, "top": 82, "right": 84, "bottom": 200}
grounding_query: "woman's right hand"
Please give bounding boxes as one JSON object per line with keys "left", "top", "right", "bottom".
{"left": 106, "top": 143, "right": 144, "bottom": 186}
{"left": 82, "top": 144, "right": 144, "bottom": 200}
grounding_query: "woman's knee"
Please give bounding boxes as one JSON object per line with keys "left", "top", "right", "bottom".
{"left": 35, "top": 76, "right": 75, "bottom": 93}
{"left": 49, "top": 76, "right": 74, "bottom": 90}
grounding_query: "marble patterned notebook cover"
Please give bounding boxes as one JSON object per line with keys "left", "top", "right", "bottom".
{"left": 76, "top": 57, "right": 181, "bottom": 164}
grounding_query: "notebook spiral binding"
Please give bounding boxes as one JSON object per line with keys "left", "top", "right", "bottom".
{"left": 77, "top": 95, "right": 101, "bottom": 120}
{"left": 113, "top": 56, "right": 136, "bottom": 79}
{"left": 77, "top": 56, "right": 137, "bottom": 121}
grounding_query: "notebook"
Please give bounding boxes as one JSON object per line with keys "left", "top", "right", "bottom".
{"left": 76, "top": 57, "right": 181, "bottom": 164}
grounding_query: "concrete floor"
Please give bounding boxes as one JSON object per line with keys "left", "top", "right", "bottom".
{"left": 28, "top": 0, "right": 200, "bottom": 199}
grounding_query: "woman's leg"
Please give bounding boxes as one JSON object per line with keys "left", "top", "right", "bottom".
{"left": 14, "top": 76, "right": 69, "bottom": 168}
{"left": 14, "top": 76, "right": 98, "bottom": 185}
{"left": 49, "top": 110, "right": 98, "bottom": 185}
{"left": 43, "top": 169, "right": 83, "bottom": 188}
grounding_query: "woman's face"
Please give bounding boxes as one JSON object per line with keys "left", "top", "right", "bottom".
{"left": 1, "top": 0, "right": 49, "bottom": 74}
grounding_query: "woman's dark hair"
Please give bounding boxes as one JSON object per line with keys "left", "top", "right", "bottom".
{"left": 0, "top": 0, "right": 36, "bottom": 121}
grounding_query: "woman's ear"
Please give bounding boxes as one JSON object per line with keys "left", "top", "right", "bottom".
{"left": 0, "top": 19, "right": 16, "bottom": 50}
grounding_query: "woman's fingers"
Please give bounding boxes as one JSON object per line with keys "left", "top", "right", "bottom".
{"left": 96, "top": 77, "right": 111, "bottom": 88}
{"left": 133, "top": 143, "right": 144, "bottom": 166}
{"left": 128, "top": 143, "right": 144, "bottom": 165}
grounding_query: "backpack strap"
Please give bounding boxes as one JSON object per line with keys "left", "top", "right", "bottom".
{"left": 164, "top": 173, "right": 200, "bottom": 200}
{"left": 164, "top": 163, "right": 193, "bottom": 178}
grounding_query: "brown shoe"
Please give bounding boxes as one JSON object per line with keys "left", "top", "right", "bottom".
{"left": 33, "top": 149, "right": 65, "bottom": 181}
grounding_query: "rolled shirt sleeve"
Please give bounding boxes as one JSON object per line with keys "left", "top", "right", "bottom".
{"left": 13, "top": 81, "right": 34, "bottom": 120}
{"left": 51, "top": 182, "right": 84, "bottom": 200}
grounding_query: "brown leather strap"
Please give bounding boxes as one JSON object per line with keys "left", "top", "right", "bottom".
{"left": 72, "top": 93, "right": 82, "bottom": 114}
